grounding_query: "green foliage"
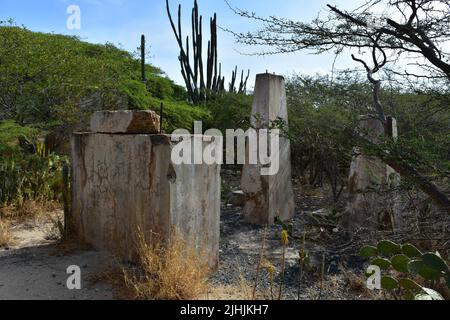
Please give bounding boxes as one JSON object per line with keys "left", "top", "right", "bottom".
{"left": 0, "top": 120, "right": 40, "bottom": 156}
{"left": 371, "top": 258, "right": 392, "bottom": 270}
{"left": 0, "top": 25, "right": 204, "bottom": 133}
{"left": 381, "top": 276, "right": 399, "bottom": 291}
{"left": 384, "top": 89, "right": 450, "bottom": 176}
{"left": 398, "top": 278, "right": 422, "bottom": 293}
{"left": 422, "top": 253, "right": 450, "bottom": 274}
{"left": 360, "top": 88, "right": 450, "bottom": 197}
{"left": 286, "top": 73, "right": 361, "bottom": 201}
{"left": 123, "top": 79, "right": 153, "bottom": 110}
{"left": 0, "top": 145, "right": 68, "bottom": 207}
{"left": 361, "top": 240, "right": 449, "bottom": 300}
{"left": 402, "top": 244, "right": 423, "bottom": 258}
{"left": 152, "top": 97, "right": 211, "bottom": 133}
{"left": 359, "top": 245, "right": 378, "bottom": 259}
{"left": 377, "top": 240, "right": 402, "bottom": 256}
{"left": 205, "top": 93, "right": 252, "bottom": 131}
{"left": 145, "top": 73, "right": 184, "bottom": 101}
{"left": 0, "top": 25, "right": 218, "bottom": 207}
{"left": 391, "top": 254, "right": 410, "bottom": 273}
{"left": 0, "top": 26, "right": 127, "bottom": 125}
{"left": 408, "top": 260, "right": 441, "bottom": 280}
{"left": 285, "top": 72, "right": 450, "bottom": 206}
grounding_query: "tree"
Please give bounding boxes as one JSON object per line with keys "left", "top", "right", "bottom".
{"left": 225, "top": 0, "right": 450, "bottom": 212}
{"left": 226, "top": 0, "right": 450, "bottom": 79}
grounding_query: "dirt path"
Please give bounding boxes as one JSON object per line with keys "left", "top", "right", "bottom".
{"left": 0, "top": 179, "right": 372, "bottom": 300}
{"left": 0, "top": 216, "right": 114, "bottom": 300}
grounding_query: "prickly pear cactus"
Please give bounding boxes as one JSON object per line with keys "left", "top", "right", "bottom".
{"left": 360, "top": 240, "right": 449, "bottom": 300}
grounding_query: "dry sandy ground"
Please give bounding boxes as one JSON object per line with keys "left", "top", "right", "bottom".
{"left": 0, "top": 216, "right": 114, "bottom": 300}
{"left": 0, "top": 196, "right": 373, "bottom": 300}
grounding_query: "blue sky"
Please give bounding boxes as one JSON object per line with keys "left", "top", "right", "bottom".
{"left": 1, "top": 0, "right": 359, "bottom": 88}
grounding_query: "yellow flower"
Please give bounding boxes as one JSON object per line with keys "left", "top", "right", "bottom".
{"left": 281, "top": 230, "right": 289, "bottom": 246}
{"left": 261, "top": 259, "right": 276, "bottom": 275}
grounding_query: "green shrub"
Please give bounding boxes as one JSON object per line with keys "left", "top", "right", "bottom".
{"left": 0, "top": 120, "right": 41, "bottom": 157}
{"left": 0, "top": 25, "right": 200, "bottom": 133}
{"left": 205, "top": 93, "right": 252, "bottom": 131}
{"left": 0, "top": 145, "right": 68, "bottom": 207}
{"left": 122, "top": 79, "right": 153, "bottom": 110}
{"left": 285, "top": 74, "right": 360, "bottom": 201}
{"left": 148, "top": 97, "right": 211, "bottom": 133}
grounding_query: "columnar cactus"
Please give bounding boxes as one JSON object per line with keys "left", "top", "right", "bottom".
{"left": 141, "top": 34, "right": 146, "bottom": 83}
{"left": 166, "top": 0, "right": 250, "bottom": 103}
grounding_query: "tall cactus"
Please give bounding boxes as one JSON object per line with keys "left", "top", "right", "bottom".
{"left": 166, "top": 0, "right": 249, "bottom": 104}
{"left": 230, "top": 67, "right": 250, "bottom": 94}
{"left": 238, "top": 69, "right": 250, "bottom": 94}
{"left": 141, "top": 34, "right": 146, "bottom": 83}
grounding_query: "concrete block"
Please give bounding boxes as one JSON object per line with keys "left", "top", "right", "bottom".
{"left": 343, "top": 116, "right": 401, "bottom": 230}
{"left": 230, "top": 190, "right": 246, "bottom": 207}
{"left": 70, "top": 133, "right": 220, "bottom": 270}
{"left": 90, "top": 110, "right": 160, "bottom": 134}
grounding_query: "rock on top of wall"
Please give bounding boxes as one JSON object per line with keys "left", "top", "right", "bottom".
{"left": 90, "top": 110, "right": 160, "bottom": 134}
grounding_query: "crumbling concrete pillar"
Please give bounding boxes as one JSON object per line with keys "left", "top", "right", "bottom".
{"left": 70, "top": 110, "right": 220, "bottom": 270}
{"left": 240, "top": 73, "right": 295, "bottom": 225}
{"left": 343, "top": 116, "right": 401, "bottom": 230}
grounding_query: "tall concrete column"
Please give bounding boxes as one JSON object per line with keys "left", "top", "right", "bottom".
{"left": 240, "top": 73, "right": 295, "bottom": 225}
{"left": 343, "top": 116, "right": 401, "bottom": 230}
{"left": 385, "top": 116, "right": 403, "bottom": 229}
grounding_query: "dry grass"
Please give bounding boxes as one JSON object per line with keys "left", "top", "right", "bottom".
{"left": 123, "top": 232, "right": 209, "bottom": 300}
{"left": 343, "top": 270, "right": 380, "bottom": 299}
{"left": 0, "top": 219, "right": 12, "bottom": 247}
{"left": 344, "top": 271, "right": 369, "bottom": 294}
{"left": 301, "top": 185, "right": 325, "bottom": 198}
{"left": 0, "top": 199, "right": 60, "bottom": 220}
{"left": 433, "top": 281, "right": 450, "bottom": 300}
{"left": 86, "top": 265, "right": 134, "bottom": 300}
{"left": 206, "top": 274, "right": 268, "bottom": 300}
{"left": 2, "top": 199, "right": 63, "bottom": 237}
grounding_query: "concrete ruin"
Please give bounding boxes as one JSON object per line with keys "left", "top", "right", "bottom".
{"left": 90, "top": 110, "right": 161, "bottom": 134}
{"left": 70, "top": 110, "right": 220, "bottom": 270}
{"left": 343, "top": 116, "right": 401, "bottom": 230}
{"left": 240, "top": 73, "right": 295, "bottom": 225}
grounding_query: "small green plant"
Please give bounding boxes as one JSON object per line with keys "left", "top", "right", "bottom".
{"left": 0, "top": 143, "right": 68, "bottom": 209}
{"left": 261, "top": 259, "right": 276, "bottom": 300}
{"left": 46, "top": 215, "right": 64, "bottom": 241}
{"left": 253, "top": 226, "right": 268, "bottom": 299}
{"left": 360, "top": 240, "right": 449, "bottom": 300}
{"left": 278, "top": 229, "right": 289, "bottom": 300}
{"left": 297, "top": 230, "right": 310, "bottom": 300}
{"left": 318, "top": 253, "right": 326, "bottom": 300}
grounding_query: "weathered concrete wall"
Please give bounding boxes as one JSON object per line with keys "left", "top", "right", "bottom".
{"left": 241, "top": 73, "right": 295, "bottom": 225}
{"left": 343, "top": 116, "right": 401, "bottom": 230}
{"left": 71, "top": 133, "right": 220, "bottom": 270}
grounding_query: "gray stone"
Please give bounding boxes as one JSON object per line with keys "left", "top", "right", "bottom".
{"left": 70, "top": 133, "right": 220, "bottom": 270}
{"left": 343, "top": 116, "right": 401, "bottom": 230}
{"left": 90, "top": 110, "right": 160, "bottom": 134}
{"left": 240, "top": 73, "right": 295, "bottom": 225}
{"left": 230, "top": 190, "right": 246, "bottom": 207}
